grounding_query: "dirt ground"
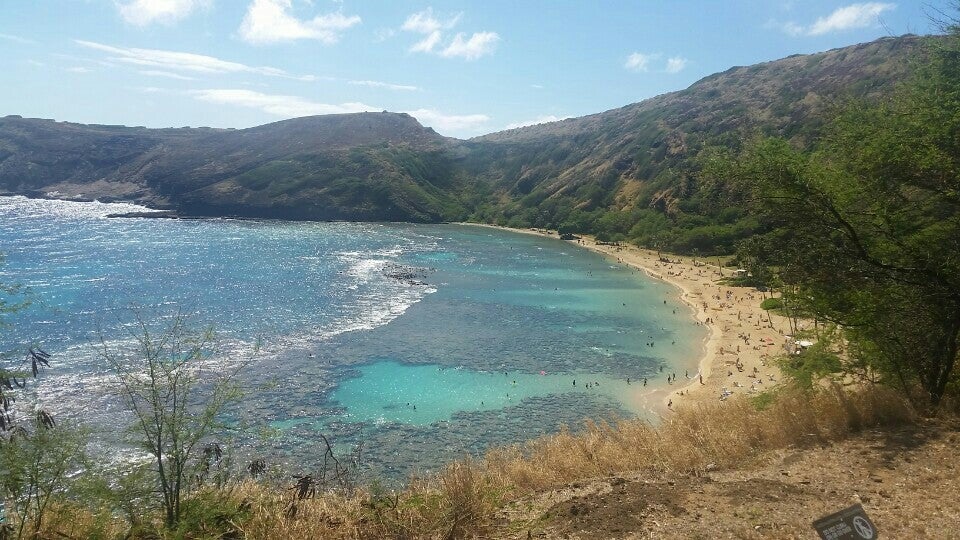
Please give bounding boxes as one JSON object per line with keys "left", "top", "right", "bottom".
{"left": 492, "top": 420, "right": 960, "bottom": 539}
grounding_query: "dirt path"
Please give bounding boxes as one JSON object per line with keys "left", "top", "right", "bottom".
{"left": 493, "top": 421, "right": 960, "bottom": 539}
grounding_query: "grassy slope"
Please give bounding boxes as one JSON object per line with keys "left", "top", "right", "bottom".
{"left": 39, "top": 386, "right": 960, "bottom": 539}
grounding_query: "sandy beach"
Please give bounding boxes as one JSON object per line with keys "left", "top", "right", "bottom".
{"left": 466, "top": 224, "right": 789, "bottom": 412}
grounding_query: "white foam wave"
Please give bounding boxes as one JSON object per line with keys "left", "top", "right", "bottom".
{"left": 0, "top": 195, "right": 152, "bottom": 220}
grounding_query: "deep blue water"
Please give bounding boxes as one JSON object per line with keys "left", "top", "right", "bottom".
{"left": 0, "top": 196, "right": 705, "bottom": 480}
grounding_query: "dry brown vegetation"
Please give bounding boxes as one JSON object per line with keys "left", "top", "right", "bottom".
{"left": 25, "top": 384, "right": 935, "bottom": 539}
{"left": 482, "top": 385, "right": 917, "bottom": 493}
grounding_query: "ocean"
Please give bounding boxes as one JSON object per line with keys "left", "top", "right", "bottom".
{"left": 0, "top": 196, "right": 705, "bottom": 480}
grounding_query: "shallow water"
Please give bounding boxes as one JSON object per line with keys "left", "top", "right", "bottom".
{"left": 0, "top": 196, "right": 706, "bottom": 480}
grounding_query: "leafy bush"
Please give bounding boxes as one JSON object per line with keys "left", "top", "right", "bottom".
{"left": 760, "top": 297, "right": 784, "bottom": 311}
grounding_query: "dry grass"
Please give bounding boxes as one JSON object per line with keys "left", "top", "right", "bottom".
{"left": 28, "top": 385, "right": 918, "bottom": 539}
{"left": 233, "top": 460, "right": 505, "bottom": 540}
{"left": 482, "top": 384, "right": 916, "bottom": 494}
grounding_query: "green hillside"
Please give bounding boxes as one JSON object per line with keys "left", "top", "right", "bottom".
{"left": 464, "top": 35, "right": 931, "bottom": 252}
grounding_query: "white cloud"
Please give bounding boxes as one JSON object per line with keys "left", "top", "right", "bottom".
{"left": 402, "top": 8, "right": 461, "bottom": 34}
{"left": 348, "top": 80, "right": 420, "bottom": 91}
{"left": 238, "top": 0, "right": 361, "bottom": 44}
{"left": 665, "top": 56, "right": 688, "bottom": 74}
{"left": 505, "top": 114, "right": 569, "bottom": 130}
{"left": 186, "top": 88, "right": 487, "bottom": 135}
{"left": 133, "top": 86, "right": 168, "bottom": 94}
{"left": 404, "top": 108, "right": 489, "bottom": 133}
{"left": 440, "top": 32, "right": 499, "bottom": 60}
{"left": 808, "top": 2, "right": 895, "bottom": 35}
{"left": 190, "top": 88, "right": 378, "bottom": 117}
{"left": 531, "top": 84, "right": 544, "bottom": 89}
{"left": 0, "top": 32, "right": 36, "bottom": 45}
{"left": 401, "top": 8, "right": 497, "bottom": 60}
{"left": 25, "top": 59, "right": 46, "bottom": 67}
{"left": 75, "top": 39, "right": 312, "bottom": 80}
{"left": 625, "top": 52, "right": 659, "bottom": 72}
{"left": 625, "top": 52, "right": 688, "bottom": 73}
{"left": 139, "top": 69, "right": 196, "bottom": 80}
{"left": 776, "top": 2, "right": 895, "bottom": 37}
{"left": 410, "top": 30, "right": 442, "bottom": 53}
{"left": 117, "top": 0, "right": 209, "bottom": 26}
{"left": 67, "top": 66, "right": 92, "bottom": 73}
{"left": 781, "top": 21, "right": 805, "bottom": 36}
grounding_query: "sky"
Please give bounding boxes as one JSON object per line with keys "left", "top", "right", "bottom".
{"left": 0, "top": 1, "right": 953, "bottom": 139}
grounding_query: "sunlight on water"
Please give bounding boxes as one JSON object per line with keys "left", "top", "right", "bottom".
{"left": 0, "top": 196, "right": 706, "bottom": 479}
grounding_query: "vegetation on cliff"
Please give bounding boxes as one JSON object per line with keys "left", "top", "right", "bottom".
{"left": 726, "top": 21, "right": 960, "bottom": 410}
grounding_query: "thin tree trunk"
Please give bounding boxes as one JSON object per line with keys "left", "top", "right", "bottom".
{"left": 929, "top": 317, "right": 960, "bottom": 408}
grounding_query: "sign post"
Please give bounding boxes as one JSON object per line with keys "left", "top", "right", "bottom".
{"left": 813, "top": 504, "right": 878, "bottom": 540}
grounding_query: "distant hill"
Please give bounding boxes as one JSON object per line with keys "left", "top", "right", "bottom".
{"left": 0, "top": 112, "right": 469, "bottom": 221}
{"left": 0, "top": 35, "right": 938, "bottom": 247}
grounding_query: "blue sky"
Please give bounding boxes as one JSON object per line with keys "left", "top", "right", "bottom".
{"left": 0, "top": 1, "right": 951, "bottom": 138}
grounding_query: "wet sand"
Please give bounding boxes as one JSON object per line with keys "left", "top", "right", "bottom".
{"left": 464, "top": 224, "right": 789, "bottom": 413}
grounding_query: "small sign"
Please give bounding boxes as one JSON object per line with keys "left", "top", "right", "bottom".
{"left": 813, "top": 504, "right": 877, "bottom": 540}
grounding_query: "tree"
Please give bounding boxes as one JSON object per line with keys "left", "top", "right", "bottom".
{"left": 99, "top": 312, "right": 246, "bottom": 528}
{"left": 733, "top": 30, "right": 960, "bottom": 409}
{"left": 0, "top": 417, "right": 86, "bottom": 538}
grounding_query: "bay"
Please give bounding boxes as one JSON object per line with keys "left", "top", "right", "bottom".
{"left": 0, "top": 196, "right": 705, "bottom": 480}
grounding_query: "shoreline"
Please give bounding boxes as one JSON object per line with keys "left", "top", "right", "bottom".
{"left": 461, "top": 223, "right": 787, "bottom": 412}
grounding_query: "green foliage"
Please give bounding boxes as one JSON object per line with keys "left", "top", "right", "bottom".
{"left": 760, "top": 298, "right": 783, "bottom": 311}
{"left": 167, "top": 489, "right": 250, "bottom": 540}
{"left": 82, "top": 462, "right": 158, "bottom": 531}
{"left": 0, "top": 421, "right": 88, "bottom": 538}
{"left": 99, "top": 312, "right": 249, "bottom": 528}
{"left": 749, "top": 389, "right": 780, "bottom": 411}
{"left": 737, "top": 30, "right": 960, "bottom": 408}
{"left": 777, "top": 343, "right": 844, "bottom": 390}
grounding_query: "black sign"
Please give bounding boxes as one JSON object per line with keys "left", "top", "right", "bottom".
{"left": 813, "top": 504, "right": 878, "bottom": 540}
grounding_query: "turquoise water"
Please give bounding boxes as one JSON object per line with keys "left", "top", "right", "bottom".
{"left": 0, "top": 196, "right": 705, "bottom": 480}
{"left": 330, "top": 361, "right": 643, "bottom": 426}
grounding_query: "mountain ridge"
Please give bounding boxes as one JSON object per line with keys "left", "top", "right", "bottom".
{"left": 0, "top": 34, "right": 938, "bottom": 244}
